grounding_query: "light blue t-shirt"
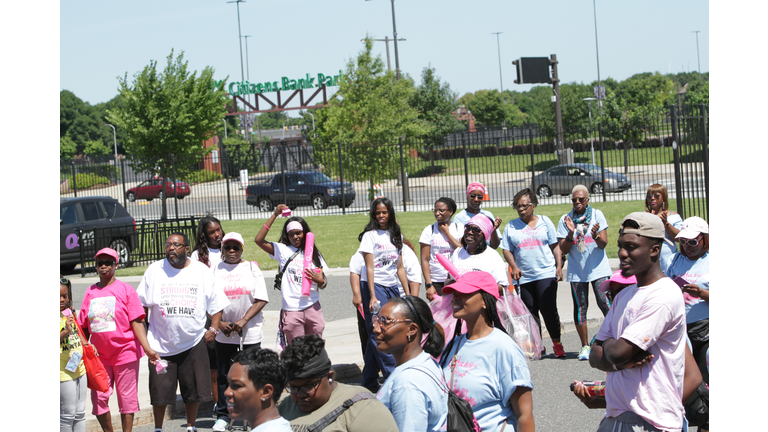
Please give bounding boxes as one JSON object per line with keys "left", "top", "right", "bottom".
{"left": 501, "top": 215, "right": 558, "bottom": 285}
{"left": 377, "top": 351, "right": 448, "bottom": 432}
{"left": 556, "top": 208, "right": 613, "bottom": 282}
{"left": 441, "top": 328, "right": 533, "bottom": 432}
{"left": 453, "top": 209, "right": 502, "bottom": 246}
{"left": 665, "top": 251, "right": 709, "bottom": 324}
{"left": 660, "top": 213, "right": 683, "bottom": 272}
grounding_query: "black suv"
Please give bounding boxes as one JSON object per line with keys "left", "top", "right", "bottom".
{"left": 60, "top": 196, "right": 137, "bottom": 272}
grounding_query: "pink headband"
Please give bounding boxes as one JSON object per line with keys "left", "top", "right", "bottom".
{"left": 467, "top": 214, "right": 493, "bottom": 241}
{"left": 286, "top": 221, "right": 303, "bottom": 233}
{"left": 467, "top": 182, "right": 486, "bottom": 196}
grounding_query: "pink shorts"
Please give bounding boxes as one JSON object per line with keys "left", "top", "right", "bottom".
{"left": 90, "top": 359, "right": 140, "bottom": 415}
{"left": 282, "top": 302, "right": 325, "bottom": 345}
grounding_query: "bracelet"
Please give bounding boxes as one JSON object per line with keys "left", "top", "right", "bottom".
{"left": 263, "top": 224, "right": 271, "bottom": 231}
{"left": 208, "top": 326, "right": 219, "bottom": 335}
{"left": 565, "top": 237, "right": 574, "bottom": 243}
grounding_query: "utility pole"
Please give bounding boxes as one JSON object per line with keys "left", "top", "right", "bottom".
{"left": 492, "top": 32, "right": 503, "bottom": 92}
{"left": 362, "top": 36, "right": 406, "bottom": 72}
{"left": 692, "top": 30, "right": 701, "bottom": 74}
{"left": 550, "top": 54, "right": 565, "bottom": 164}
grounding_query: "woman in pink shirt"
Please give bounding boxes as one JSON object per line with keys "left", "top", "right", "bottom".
{"left": 77, "top": 248, "right": 159, "bottom": 432}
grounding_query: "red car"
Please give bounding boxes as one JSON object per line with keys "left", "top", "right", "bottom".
{"left": 126, "top": 177, "right": 191, "bottom": 202}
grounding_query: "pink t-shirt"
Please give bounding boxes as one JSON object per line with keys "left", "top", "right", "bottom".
{"left": 78, "top": 279, "right": 146, "bottom": 366}
{"left": 595, "top": 277, "right": 686, "bottom": 431}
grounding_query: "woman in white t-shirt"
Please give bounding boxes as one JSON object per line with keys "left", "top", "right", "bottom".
{"left": 419, "top": 197, "right": 462, "bottom": 300}
{"left": 447, "top": 214, "right": 509, "bottom": 293}
{"left": 356, "top": 197, "right": 409, "bottom": 392}
{"left": 256, "top": 204, "right": 328, "bottom": 346}
{"left": 191, "top": 215, "right": 224, "bottom": 268}
{"left": 211, "top": 232, "right": 270, "bottom": 432}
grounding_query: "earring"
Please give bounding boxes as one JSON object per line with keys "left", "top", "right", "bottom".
{"left": 261, "top": 398, "right": 265, "bottom": 401}
{"left": 329, "top": 378, "right": 333, "bottom": 383}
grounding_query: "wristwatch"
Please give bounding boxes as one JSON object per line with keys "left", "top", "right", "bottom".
{"left": 426, "top": 283, "right": 433, "bottom": 289}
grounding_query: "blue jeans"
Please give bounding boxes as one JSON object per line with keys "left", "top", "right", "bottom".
{"left": 214, "top": 341, "right": 260, "bottom": 422}
{"left": 359, "top": 281, "right": 400, "bottom": 391}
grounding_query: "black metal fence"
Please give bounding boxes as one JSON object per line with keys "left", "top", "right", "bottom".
{"left": 60, "top": 103, "right": 708, "bottom": 224}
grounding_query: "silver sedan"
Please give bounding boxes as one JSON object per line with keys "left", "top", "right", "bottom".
{"left": 534, "top": 163, "right": 631, "bottom": 197}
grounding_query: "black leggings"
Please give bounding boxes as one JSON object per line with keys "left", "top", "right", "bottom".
{"left": 518, "top": 277, "right": 561, "bottom": 340}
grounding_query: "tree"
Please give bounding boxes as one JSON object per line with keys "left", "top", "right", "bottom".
{"left": 312, "top": 38, "right": 428, "bottom": 194}
{"left": 466, "top": 89, "right": 506, "bottom": 127}
{"left": 83, "top": 139, "right": 111, "bottom": 156}
{"left": 60, "top": 135, "right": 77, "bottom": 159}
{"left": 409, "top": 65, "right": 460, "bottom": 140}
{"left": 107, "top": 49, "right": 228, "bottom": 219}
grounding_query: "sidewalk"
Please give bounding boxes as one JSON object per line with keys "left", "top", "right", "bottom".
{"left": 83, "top": 260, "right": 620, "bottom": 432}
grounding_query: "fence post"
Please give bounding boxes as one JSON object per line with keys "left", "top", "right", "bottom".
{"left": 598, "top": 123, "right": 607, "bottom": 202}
{"left": 529, "top": 126, "right": 536, "bottom": 192}
{"left": 121, "top": 158, "right": 127, "bottom": 208}
{"left": 338, "top": 141, "right": 346, "bottom": 216}
{"left": 72, "top": 161, "right": 78, "bottom": 197}
{"left": 399, "top": 137, "right": 408, "bottom": 212}
{"left": 221, "top": 144, "right": 233, "bottom": 220}
{"left": 699, "top": 103, "right": 709, "bottom": 220}
{"left": 280, "top": 140, "right": 288, "bottom": 207}
{"left": 670, "top": 105, "right": 685, "bottom": 219}
{"left": 172, "top": 154, "right": 180, "bottom": 221}
{"left": 462, "top": 132, "right": 469, "bottom": 189}
{"left": 78, "top": 228, "right": 85, "bottom": 278}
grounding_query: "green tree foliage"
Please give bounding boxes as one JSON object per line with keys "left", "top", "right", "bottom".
{"left": 312, "top": 38, "right": 428, "bottom": 189}
{"left": 60, "top": 91, "right": 126, "bottom": 157}
{"left": 107, "top": 49, "right": 228, "bottom": 219}
{"left": 60, "top": 135, "right": 78, "bottom": 159}
{"left": 409, "top": 65, "right": 460, "bottom": 141}
{"left": 83, "top": 139, "right": 111, "bottom": 156}
{"left": 466, "top": 89, "right": 506, "bottom": 126}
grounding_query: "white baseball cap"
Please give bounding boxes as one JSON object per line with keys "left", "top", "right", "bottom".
{"left": 675, "top": 216, "right": 709, "bottom": 240}
{"left": 222, "top": 232, "right": 244, "bottom": 246}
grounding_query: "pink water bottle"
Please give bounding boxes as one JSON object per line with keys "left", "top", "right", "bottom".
{"left": 301, "top": 232, "right": 315, "bottom": 297}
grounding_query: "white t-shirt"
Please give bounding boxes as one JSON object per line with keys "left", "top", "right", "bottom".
{"left": 270, "top": 242, "right": 329, "bottom": 312}
{"left": 418, "top": 222, "right": 462, "bottom": 283}
{"left": 595, "top": 277, "right": 686, "bottom": 431}
{"left": 213, "top": 261, "right": 270, "bottom": 345}
{"left": 399, "top": 245, "right": 423, "bottom": 296}
{"left": 450, "top": 247, "right": 509, "bottom": 287}
{"left": 136, "top": 258, "right": 230, "bottom": 356}
{"left": 190, "top": 247, "right": 222, "bottom": 268}
{"left": 357, "top": 230, "right": 403, "bottom": 287}
{"left": 349, "top": 252, "right": 367, "bottom": 283}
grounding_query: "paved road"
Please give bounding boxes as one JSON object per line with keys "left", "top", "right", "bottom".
{"left": 125, "top": 322, "right": 698, "bottom": 432}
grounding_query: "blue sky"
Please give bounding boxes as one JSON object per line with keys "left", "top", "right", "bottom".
{"left": 60, "top": 0, "right": 708, "bottom": 110}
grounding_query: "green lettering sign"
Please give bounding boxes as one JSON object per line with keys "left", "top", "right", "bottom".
{"left": 227, "top": 70, "right": 343, "bottom": 96}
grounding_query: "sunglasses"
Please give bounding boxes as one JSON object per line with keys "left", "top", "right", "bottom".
{"left": 678, "top": 237, "right": 702, "bottom": 247}
{"left": 95, "top": 259, "right": 116, "bottom": 267}
{"left": 571, "top": 197, "right": 587, "bottom": 203}
{"left": 514, "top": 203, "right": 533, "bottom": 211}
{"left": 60, "top": 277, "right": 70, "bottom": 286}
{"left": 372, "top": 314, "right": 412, "bottom": 330}
{"left": 646, "top": 193, "right": 662, "bottom": 200}
{"left": 464, "top": 225, "right": 483, "bottom": 235}
{"left": 223, "top": 244, "right": 242, "bottom": 251}
{"left": 468, "top": 194, "right": 483, "bottom": 199}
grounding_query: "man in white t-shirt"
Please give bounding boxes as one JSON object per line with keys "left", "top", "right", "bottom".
{"left": 589, "top": 213, "right": 686, "bottom": 432}
{"left": 137, "top": 232, "right": 230, "bottom": 432}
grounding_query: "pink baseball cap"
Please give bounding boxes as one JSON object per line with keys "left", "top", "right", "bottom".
{"left": 222, "top": 232, "right": 244, "bottom": 246}
{"left": 442, "top": 271, "right": 500, "bottom": 300}
{"left": 94, "top": 247, "right": 119, "bottom": 262}
{"left": 467, "top": 214, "right": 493, "bottom": 241}
{"left": 599, "top": 270, "right": 637, "bottom": 293}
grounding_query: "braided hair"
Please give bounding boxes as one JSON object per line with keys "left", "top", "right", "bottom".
{"left": 192, "top": 215, "right": 224, "bottom": 268}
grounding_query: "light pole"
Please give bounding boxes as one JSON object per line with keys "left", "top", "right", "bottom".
{"left": 692, "top": 30, "right": 701, "bottom": 74}
{"left": 243, "top": 34, "right": 253, "bottom": 143}
{"left": 582, "top": 98, "right": 596, "bottom": 166}
{"left": 227, "top": 0, "right": 246, "bottom": 92}
{"left": 492, "top": 32, "right": 503, "bottom": 93}
{"left": 104, "top": 123, "right": 118, "bottom": 183}
{"left": 366, "top": 0, "right": 402, "bottom": 80}
{"left": 223, "top": 119, "right": 228, "bottom": 140}
{"left": 591, "top": 0, "right": 603, "bottom": 117}
{"left": 361, "top": 36, "right": 406, "bottom": 72}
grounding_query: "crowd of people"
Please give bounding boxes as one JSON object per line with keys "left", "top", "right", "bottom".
{"left": 59, "top": 182, "right": 709, "bottom": 432}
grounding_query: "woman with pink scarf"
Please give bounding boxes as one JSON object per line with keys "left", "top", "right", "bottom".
{"left": 452, "top": 182, "right": 503, "bottom": 249}
{"left": 446, "top": 214, "right": 509, "bottom": 293}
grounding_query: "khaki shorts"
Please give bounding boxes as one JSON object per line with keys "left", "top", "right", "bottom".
{"left": 148, "top": 339, "right": 212, "bottom": 406}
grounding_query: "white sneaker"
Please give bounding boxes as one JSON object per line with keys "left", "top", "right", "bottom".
{"left": 577, "top": 345, "right": 591, "bottom": 361}
{"left": 212, "top": 419, "right": 229, "bottom": 432}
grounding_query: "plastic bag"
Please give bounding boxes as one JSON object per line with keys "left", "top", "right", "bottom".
{"left": 429, "top": 294, "right": 463, "bottom": 349}
{"left": 496, "top": 287, "right": 544, "bottom": 361}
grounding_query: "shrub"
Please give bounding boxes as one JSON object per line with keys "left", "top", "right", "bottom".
{"left": 468, "top": 148, "right": 483, "bottom": 158}
{"left": 72, "top": 173, "right": 110, "bottom": 190}
{"left": 183, "top": 169, "right": 223, "bottom": 184}
{"left": 541, "top": 141, "right": 555, "bottom": 153}
{"left": 482, "top": 146, "right": 499, "bottom": 157}
{"left": 499, "top": 146, "right": 514, "bottom": 156}
{"left": 440, "top": 148, "right": 454, "bottom": 160}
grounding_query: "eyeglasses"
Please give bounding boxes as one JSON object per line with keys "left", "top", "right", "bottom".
{"left": 223, "top": 244, "right": 242, "bottom": 251}
{"left": 468, "top": 194, "right": 483, "bottom": 200}
{"left": 678, "top": 237, "right": 702, "bottom": 247}
{"left": 60, "top": 277, "right": 70, "bottom": 286}
{"left": 571, "top": 197, "right": 587, "bottom": 203}
{"left": 372, "top": 314, "right": 412, "bottom": 330}
{"left": 95, "top": 259, "right": 115, "bottom": 267}
{"left": 432, "top": 208, "right": 449, "bottom": 214}
{"left": 514, "top": 203, "right": 533, "bottom": 211}
{"left": 285, "top": 378, "right": 324, "bottom": 395}
{"left": 464, "top": 225, "right": 483, "bottom": 235}
{"left": 164, "top": 242, "right": 188, "bottom": 249}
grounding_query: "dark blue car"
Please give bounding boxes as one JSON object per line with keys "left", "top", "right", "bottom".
{"left": 246, "top": 171, "right": 355, "bottom": 211}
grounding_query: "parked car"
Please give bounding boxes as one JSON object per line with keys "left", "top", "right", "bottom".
{"left": 125, "top": 177, "right": 191, "bottom": 202}
{"left": 246, "top": 171, "right": 355, "bottom": 211}
{"left": 60, "top": 196, "right": 138, "bottom": 272}
{"left": 534, "top": 163, "right": 631, "bottom": 198}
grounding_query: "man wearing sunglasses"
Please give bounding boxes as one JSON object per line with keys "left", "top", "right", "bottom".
{"left": 210, "top": 232, "right": 269, "bottom": 432}
{"left": 136, "top": 232, "right": 230, "bottom": 432}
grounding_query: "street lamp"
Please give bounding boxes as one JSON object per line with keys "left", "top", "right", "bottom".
{"left": 366, "top": 0, "right": 402, "bottom": 80}
{"left": 492, "top": 32, "right": 503, "bottom": 93}
{"left": 591, "top": 0, "right": 603, "bottom": 117}
{"left": 361, "top": 36, "right": 406, "bottom": 72}
{"left": 692, "top": 30, "right": 701, "bottom": 74}
{"left": 582, "top": 98, "right": 596, "bottom": 166}
{"left": 103, "top": 124, "right": 118, "bottom": 163}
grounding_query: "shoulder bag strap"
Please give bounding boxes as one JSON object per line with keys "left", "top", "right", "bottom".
{"left": 277, "top": 249, "right": 302, "bottom": 279}
{"left": 403, "top": 366, "right": 449, "bottom": 393}
{"left": 306, "top": 392, "right": 374, "bottom": 432}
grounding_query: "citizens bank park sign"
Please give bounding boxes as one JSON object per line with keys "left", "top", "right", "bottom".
{"left": 217, "top": 70, "right": 343, "bottom": 96}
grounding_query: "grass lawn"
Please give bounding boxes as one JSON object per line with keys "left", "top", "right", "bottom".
{"left": 115, "top": 199, "right": 670, "bottom": 278}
